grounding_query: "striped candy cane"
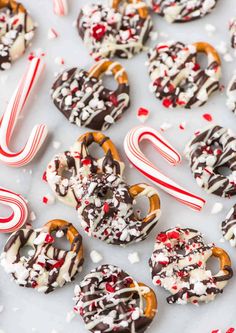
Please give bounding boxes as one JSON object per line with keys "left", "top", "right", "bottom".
{"left": 0, "top": 57, "right": 48, "bottom": 167}
{"left": 53, "top": 0, "right": 68, "bottom": 16}
{"left": 124, "top": 126, "right": 206, "bottom": 211}
{"left": 0, "top": 187, "right": 28, "bottom": 233}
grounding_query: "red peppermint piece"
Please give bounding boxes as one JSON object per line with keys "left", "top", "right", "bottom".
{"left": 157, "top": 45, "right": 168, "bottom": 51}
{"left": 12, "top": 18, "right": 19, "bottom": 25}
{"left": 202, "top": 113, "right": 213, "bottom": 122}
{"left": 193, "top": 63, "right": 200, "bottom": 71}
{"left": 82, "top": 158, "right": 91, "bottom": 166}
{"left": 167, "top": 231, "right": 180, "bottom": 239}
{"left": 42, "top": 196, "right": 48, "bottom": 204}
{"left": 137, "top": 107, "right": 149, "bottom": 117}
{"left": 157, "top": 233, "right": 168, "bottom": 242}
{"left": 103, "top": 202, "right": 110, "bottom": 213}
{"left": 109, "top": 93, "right": 119, "bottom": 107}
{"left": 92, "top": 24, "right": 106, "bottom": 41}
{"left": 53, "top": 258, "right": 65, "bottom": 269}
{"left": 45, "top": 234, "right": 54, "bottom": 244}
{"left": 31, "top": 281, "right": 38, "bottom": 288}
{"left": 162, "top": 98, "right": 172, "bottom": 108}
{"left": 226, "top": 329, "right": 235, "bottom": 333}
{"left": 105, "top": 283, "right": 115, "bottom": 293}
{"left": 42, "top": 171, "right": 47, "bottom": 182}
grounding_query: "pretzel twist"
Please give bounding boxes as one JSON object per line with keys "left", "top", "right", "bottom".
{"left": 130, "top": 282, "right": 157, "bottom": 319}
{"left": 112, "top": 0, "right": 149, "bottom": 19}
{"left": 0, "top": 0, "right": 25, "bottom": 12}
{"left": 88, "top": 60, "right": 128, "bottom": 85}
{"left": 193, "top": 42, "right": 221, "bottom": 65}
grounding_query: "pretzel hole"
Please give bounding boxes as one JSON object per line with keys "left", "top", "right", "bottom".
{"left": 215, "top": 166, "right": 232, "bottom": 177}
{"left": 61, "top": 169, "right": 74, "bottom": 180}
{"left": 196, "top": 53, "right": 208, "bottom": 70}
{"left": 101, "top": 73, "right": 118, "bottom": 92}
{"left": 133, "top": 195, "right": 149, "bottom": 219}
{"left": 86, "top": 142, "right": 106, "bottom": 160}
{"left": 20, "top": 245, "right": 35, "bottom": 259}
{"left": 51, "top": 231, "right": 71, "bottom": 251}
{"left": 206, "top": 256, "right": 219, "bottom": 275}
{"left": 97, "top": 187, "right": 114, "bottom": 200}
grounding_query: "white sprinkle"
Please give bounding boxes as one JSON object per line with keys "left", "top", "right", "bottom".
{"left": 52, "top": 141, "right": 61, "bottom": 149}
{"left": 55, "top": 57, "right": 65, "bottom": 65}
{"left": 205, "top": 23, "right": 216, "bottom": 35}
{"left": 211, "top": 202, "right": 223, "bottom": 214}
{"left": 224, "top": 53, "right": 233, "bottom": 62}
{"left": 43, "top": 193, "right": 55, "bottom": 205}
{"left": 149, "top": 31, "right": 158, "bottom": 41}
{"left": 128, "top": 252, "right": 140, "bottom": 264}
{"left": 160, "top": 122, "right": 172, "bottom": 131}
{"left": 66, "top": 310, "right": 75, "bottom": 323}
{"left": 90, "top": 250, "right": 103, "bottom": 263}
{"left": 29, "top": 211, "right": 36, "bottom": 221}
{"left": 0, "top": 305, "right": 4, "bottom": 313}
{"left": 56, "top": 230, "right": 64, "bottom": 238}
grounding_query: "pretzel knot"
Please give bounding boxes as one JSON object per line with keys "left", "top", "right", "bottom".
{"left": 147, "top": 41, "right": 221, "bottom": 108}
{"left": 51, "top": 59, "right": 130, "bottom": 131}
{"left": 74, "top": 264, "right": 157, "bottom": 333}
{"left": 0, "top": 219, "right": 84, "bottom": 293}
{"left": 46, "top": 132, "right": 161, "bottom": 245}
{"left": 0, "top": 0, "right": 35, "bottom": 70}
{"left": 150, "top": 227, "right": 233, "bottom": 305}
{"left": 77, "top": 0, "right": 153, "bottom": 60}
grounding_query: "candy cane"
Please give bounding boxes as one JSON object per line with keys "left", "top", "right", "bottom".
{"left": 0, "top": 57, "right": 48, "bottom": 167}
{"left": 124, "top": 126, "right": 206, "bottom": 211}
{"left": 0, "top": 187, "right": 28, "bottom": 233}
{"left": 53, "top": 0, "right": 68, "bottom": 16}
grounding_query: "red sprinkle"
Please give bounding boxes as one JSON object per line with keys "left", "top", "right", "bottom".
{"left": 82, "top": 158, "right": 91, "bottom": 166}
{"left": 52, "top": 259, "right": 65, "bottom": 269}
{"left": 137, "top": 107, "right": 149, "bottom": 117}
{"left": 45, "top": 234, "right": 54, "bottom": 244}
{"left": 109, "top": 93, "right": 119, "bottom": 107}
{"left": 162, "top": 98, "right": 172, "bottom": 108}
{"left": 42, "top": 171, "right": 47, "bottom": 182}
{"left": 202, "top": 113, "right": 213, "bottom": 122}
{"left": 92, "top": 24, "right": 106, "bottom": 41}
{"left": 42, "top": 196, "right": 48, "bottom": 204}
{"left": 226, "top": 329, "right": 235, "bottom": 333}
{"left": 105, "top": 283, "right": 115, "bottom": 293}
{"left": 31, "top": 281, "right": 38, "bottom": 288}
{"left": 193, "top": 63, "right": 200, "bottom": 71}
{"left": 157, "top": 233, "right": 168, "bottom": 242}
{"left": 103, "top": 202, "right": 110, "bottom": 213}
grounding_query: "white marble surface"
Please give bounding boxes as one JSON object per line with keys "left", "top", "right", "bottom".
{"left": 0, "top": 0, "right": 236, "bottom": 332}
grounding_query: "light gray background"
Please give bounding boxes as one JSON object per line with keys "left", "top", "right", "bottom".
{"left": 0, "top": 0, "right": 236, "bottom": 332}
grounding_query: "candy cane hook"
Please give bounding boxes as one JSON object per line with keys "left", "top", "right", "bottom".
{"left": 0, "top": 57, "right": 48, "bottom": 167}
{"left": 124, "top": 126, "right": 206, "bottom": 211}
{"left": 0, "top": 187, "right": 28, "bottom": 233}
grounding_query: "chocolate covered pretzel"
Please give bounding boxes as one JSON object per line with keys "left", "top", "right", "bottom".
{"left": 0, "top": 220, "right": 84, "bottom": 293}
{"left": 185, "top": 126, "right": 236, "bottom": 197}
{"left": 46, "top": 132, "right": 161, "bottom": 245}
{"left": 74, "top": 264, "right": 157, "bottom": 333}
{"left": 51, "top": 60, "right": 130, "bottom": 131}
{"left": 77, "top": 0, "right": 153, "bottom": 60}
{"left": 150, "top": 227, "right": 233, "bottom": 304}
{"left": 222, "top": 204, "right": 236, "bottom": 247}
{"left": 148, "top": 0, "right": 218, "bottom": 23}
{"left": 226, "top": 74, "right": 236, "bottom": 114}
{"left": 0, "top": 0, "right": 35, "bottom": 70}
{"left": 147, "top": 41, "right": 221, "bottom": 108}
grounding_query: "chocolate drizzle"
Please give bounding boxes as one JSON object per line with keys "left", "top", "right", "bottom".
{"left": 149, "top": 0, "right": 218, "bottom": 23}
{"left": 0, "top": 2, "right": 35, "bottom": 70}
{"left": 74, "top": 264, "right": 155, "bottom": 333}
{"left": 150, "top": 227, "right": 233, "bottom": 305}
{"left": 77, "top": 2, "right": 153, "bottom": 59}
{"left": 147, "top": 41, "right": 220, "bottom": 109}
{"left": 51, "top": 65, "right": 130, "bottom": 131}
{"left": 222, "top": 204, "right": 236, "bottom": 247}
{"left": 185, "top": 125, "right": 236, "bottom": 197}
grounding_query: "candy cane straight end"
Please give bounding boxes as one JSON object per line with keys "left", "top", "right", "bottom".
{"left": 0, "top": 187, "right": 28, "bottom": 233}
{"left": 53, "top": 0, "right": 69, "bottom": 16}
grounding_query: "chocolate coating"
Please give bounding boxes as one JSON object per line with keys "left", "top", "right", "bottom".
{"left": 150, "top": 227, "right": 233, "bottom": 304}
{"left": 51, "top": 65, "right": 130, "bottom": 131}
{"left": 226, "top": 74, "right": 236, "bottom": 114}
{"left": 77, "top": 3, "right": 153, "bottom": 59}
{"left": 149, "top": 0, "right": 218, "bottom": 23}
{"left": 74, "top": 264, "right": 155, "bottom": 333}
{"left": 185, "top": 125, "right": 236, "bottom": 197}
{"left": 0, "top": 1, "right": 35, "bottom": 70}
{"left": 147, "top": 41, "right": 220, "bottom": 108}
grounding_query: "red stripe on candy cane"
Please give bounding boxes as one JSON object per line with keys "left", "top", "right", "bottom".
{"left": 0, "top": 187, "right": 28, "bottom": 233}
{"left": 53, "top": 0, "right": 68, "bottom": 16}
{"left": 0, "top": 57, "right": 48, "bottom": 167}
{"left": 124, "top": 126, "right": 205, "bottom": 212}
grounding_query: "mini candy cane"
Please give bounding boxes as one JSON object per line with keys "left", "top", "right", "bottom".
{"left": 53, "top": 0, "right": 68, "bottom": 16}
{"left": 0, "top": 187, "right": 28, "bottom": 233}
{"left": 124, "top": 126, "right": 206, "bottom": 211}
{"left": 0, "top": 57, "right": 48, "bottom": 167}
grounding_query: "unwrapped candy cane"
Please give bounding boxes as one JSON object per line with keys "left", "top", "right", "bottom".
{"left": 53, "top": 0, "right": 68, "bottom": 16}
{"left": 124, "top": 126, "right": 206, "bottom": 211}
{"left": 0, "top": 187, "right": 28, "bottom": 233}
{"left": 0, "top": 57, "right": 48, "bottom": 167}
